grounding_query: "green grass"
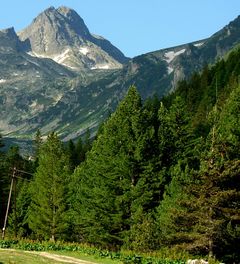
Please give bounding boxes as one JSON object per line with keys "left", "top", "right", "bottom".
{"left": 0, "top": 240, "right": 189, "bottom": 264}
{"left": 0, "top": 249, "right": 66, "bottom": 264}
{"left": 0, "top": 248, "right": 122, "bottom": 264}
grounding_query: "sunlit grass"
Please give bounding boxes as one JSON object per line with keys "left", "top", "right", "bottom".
{"left": 52, "top": 250, "right": 122, "bottom": 264}
{"left": 0, "top": 248, "right": 122, "bottom": 264}
{"left": 0, "top": 249, "right": 65, "bottom": 264}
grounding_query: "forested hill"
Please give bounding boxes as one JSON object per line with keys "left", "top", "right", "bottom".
{"left": 1, "top": 47, "right": 240, "bottom": 263}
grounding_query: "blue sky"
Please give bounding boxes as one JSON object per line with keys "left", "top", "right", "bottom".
{"left": 1, "top": 0, "right": 240, "bottom": 57}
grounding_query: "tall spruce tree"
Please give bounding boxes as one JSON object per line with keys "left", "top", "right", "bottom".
{"left": 156, "top": 96, "right": 201, "bottom": 250}
{"left": 71, "top": 86, "right": 163, "bottom": 248}
{"left": 71, "top": 86, "right": 142, "bottom": 246}
{"left": 156, "top": 163, "right": 197, "bottom": 247}
{"left": 190, "top": 85, "right": 240, "bottom": 260}
{"left": 124, "top": 96, "right": 164, "bottom": 251}
{"left": 28, "top": 132, "right": 70, "bottom": 241}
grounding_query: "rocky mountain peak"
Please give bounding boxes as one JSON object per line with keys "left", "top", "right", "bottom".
{"left": 57, "top": 6, "right": 79, "bottom": 19}
{"left": 57, "top": 6, "right": 91, "bottom": 38}
{"left": 40, "top": 6, "right": 56, "bottom": 16}
{"left": 18, "top": 5, "right": 92, "bottom": 54}
{"left": 18, "top": 6, "right": 128, "bottom": 70}
{"left": 43, "top": 6, "right": 55, "bottom": 12}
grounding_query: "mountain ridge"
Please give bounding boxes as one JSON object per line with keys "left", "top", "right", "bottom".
{"left": 1, "top": 7, "right": 240, "bottom": 146}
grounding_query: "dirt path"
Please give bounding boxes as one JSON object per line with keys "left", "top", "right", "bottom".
{"left": 38, "top": 252, "right": 97, "bottom": 264}
{"left": 0, "top": 248, "right": 98, "bottom": 264}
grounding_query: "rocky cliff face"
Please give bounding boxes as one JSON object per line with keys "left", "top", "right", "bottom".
{"left": 18, "top": 6, "right": 128, "bottom": 71}
{"left": 0, "top": 27, "right": 22, "bottom": 52}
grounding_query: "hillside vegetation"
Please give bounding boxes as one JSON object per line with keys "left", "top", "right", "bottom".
{"left": 1, "top": 47, "right": 240, "bottom": 263}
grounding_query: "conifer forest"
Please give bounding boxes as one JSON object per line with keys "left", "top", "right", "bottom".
{"left": 1, "top": 48, "right": 240, "bottom": 263}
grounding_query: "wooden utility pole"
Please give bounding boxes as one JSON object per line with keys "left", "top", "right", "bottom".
{"left": 13, "top": 170, "right": 17, "bottom": 239}
{"left": 1, "top": 168, "right": 33, "bottom": 239}
{"left": 2, "top": 167, "right": 16, "bottom": 240}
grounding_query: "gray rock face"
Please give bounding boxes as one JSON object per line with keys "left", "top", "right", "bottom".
{"left": 18, "top": 6, "right": 128, "bottom": 70}
{"left": 0, "top": 26, "right": 75, "bottom": 136}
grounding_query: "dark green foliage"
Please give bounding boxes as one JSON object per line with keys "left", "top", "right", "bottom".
{"left": 166, "top": 48, "right": 240, "bottom": 139}
{"left": 71, "top": 86, "right": 163, "bottom": 249}
{"left": 71, "top": 86, "right": 143, "bottom": 247}
{"left": 69, "top": 49, "right": 240, "bottom": 260}
{"left": 153, "top": 48, "right": 240, "bottom": 262}
{"left": 8, "top": 181, "right": 32, "bottom": 238}
{"left": 75, "top": 137, "right": 84, "bottom": 161}
{"left": 156, "top": 165, "right": 195, "bottom": 247}
{"left": 0, "top": 239, "right": 186, "bottom": 264}
{"left": 67, "top": 139, "right": 78, "bottom": 171}
{"left": 1, "top": 46, "right": 240, "bottom": 263}
{"left": 66, "top": 133, "right": 92, "bottom": 171}
{"left": 217, "top": 84, "right": 240, "bottom": 159}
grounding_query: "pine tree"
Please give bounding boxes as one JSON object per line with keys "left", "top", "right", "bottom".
{"left": 167, "top": 86, "right": 240, "bottom": 260}
{"left": 156, "top": 96, "right": 202, "bottom": 251}
{"left": 71, "top": 86, "right": 151, "bottom": 247}
{"left": 192, "top": 160, "right": 240, "bottom": 259}
{"left": 28, "top": 132, "right": 70, "bottom": 241}
{"left": 125, "top": 97, "right": 163, "bottom": 251}
{"left": 156, "top": 163, "right": 196, "bottom": 247}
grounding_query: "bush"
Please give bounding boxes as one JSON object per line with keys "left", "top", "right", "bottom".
{"left": 0, "top": 239, "right": 185, "bottom": 264}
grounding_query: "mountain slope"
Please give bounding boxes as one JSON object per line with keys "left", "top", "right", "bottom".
{"left": 118, "top": 15, "right": 240, "bottom": 99}
{"left": 1, "top": 10, "right": 240, "bottom": 144}
{"left": 0, "top": 6, "right": 129, "bottom": 139}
